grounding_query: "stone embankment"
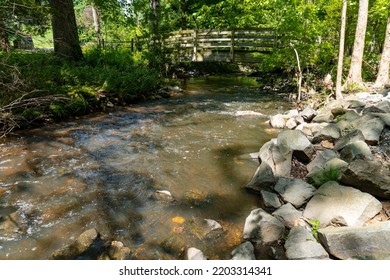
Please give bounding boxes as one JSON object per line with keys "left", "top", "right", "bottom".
{"left": 236, "top": 89, "right": 390, "bottom": 260}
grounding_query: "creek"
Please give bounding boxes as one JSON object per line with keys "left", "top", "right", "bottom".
{"left": 0, "top": 75, "right": 290, "bottom": 259}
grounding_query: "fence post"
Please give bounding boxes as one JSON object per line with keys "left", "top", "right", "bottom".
{"left": 192, "top": 29, "right": 198, "bottom": 62}
{"left": 230, "top": 29, "right": 235, "bottom": 63}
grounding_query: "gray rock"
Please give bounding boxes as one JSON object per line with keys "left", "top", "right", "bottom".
{"left": 285, "top": 118, "right": 297, "bottom": 129}
{"left": 312, "top": 124, "right": 341, "bottom": 144}
{"left": 277, "top": 130, "right": 315, "bottom": 163}
{"left": 307, "top": 157, "right": 348, "bottom": 187}
{"left": 274, "top": 178, "right": 316, "bottom": 208}
{"left": 100, "top": 241, "right": 131, "bottom": 260}
{"left": 339, "top": 140, "right": 372, "bottom": 161}
{"left": 347, "top": 99, "right": 366, "bottom": 109}
{"left": 259, "top": 140, "right": 292, "bottom": 177}
{"left": 285, "top": 109, "right": 299, "bottom": 117}
{"left": 303, "top": 181, "right": 382, "bottom": 227}
{"left": 285, "top": 226, "right": 329, "bottom": 260}
{"left": 50, "top": 228, "right": 100, "bottom": 260}
{"left": 245, "top": 161, "right": 275, "bottom": 193}
{"left": 312, "top": 111, "right": 334, "bottom": 123}
{"left": 260, "top": 190, "right": 282, "bottom": 209}
{"left": 363, "top": 100, "right": 390, "bottom": 114}
{"left": 243, "top": 208, "right": 285, "bottom": 245}
{"left": 296, "top": 122, "right": 327, "bottom": 137}
{"left": 269, "top": 114, "right": 286, "bottom": 128}
{"left": 306, "top": 150, "right": 338, "bottom": 174}
{"left": 318, "top": 222, "right": 390, "bottom": 260}
{"left": 294, "top": 115, "right": 305, "bottom": 125}
{"left": 231, "top": 241, "right": 256, "bottom": 260}
{"left": 272, "top": 203, "right": 303, "bottom": 229}
{"left": 188, "top": 218, "right": 224, "bottom": 240}
{"left": 372, "top": 113, "right": 390, "bottom": 126}
{"left": 186, "top": 247, "right": 206, "bottom": 260}
{"left": 155, "top": 190, "right": 175, "bottom": 201}
{"left": 334, "top": 129, "right": 365, "bottom": 151}
{"left": 352, "top": 114, "right": 385, "bottom": 145}
{"left": 340, "top": 159, "right": 390, "bottom": 199}
{"left": 300, "top": 107, "right": 317, "bottom": 122}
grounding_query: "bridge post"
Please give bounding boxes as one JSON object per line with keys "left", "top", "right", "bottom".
{"left": 230, "top": 29, "right": 235, "bottom": 63}
{"left": 192, "top": 29, "right": 198, "bottom": 62}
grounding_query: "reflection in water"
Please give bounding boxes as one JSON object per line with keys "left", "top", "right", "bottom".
{"left": 0, "top": 76, "right": 290, "bottom": 259}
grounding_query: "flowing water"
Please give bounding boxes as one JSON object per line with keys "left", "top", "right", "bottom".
{"left": 0, "top": 76, "right": 290, "bottom": 260}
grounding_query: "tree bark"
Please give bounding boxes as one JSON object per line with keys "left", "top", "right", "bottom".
{"left": 374, "top": 10, "right": 390, "bottom": 88}
{"left": 150, "top": 0, "right": 160, "bottom": 40}
{"left": 92, "top": 5, "right": 101, "bottom": 45}
{"left": 344, "top": 0, "right": 369, "bottom": 88}
{"left": 49, "top": 0, "right": 83, "bottom": 61}
{"left": 335, "top": 0, "right": 348, "bottom": 99}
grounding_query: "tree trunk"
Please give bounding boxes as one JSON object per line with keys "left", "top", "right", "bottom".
{"left": 92, "top": 5, "right": 101, "bottom": 45}
{"left": 335, "top": 0, "right": 348, "bottom": 99}
{"left": 150, "top": 0, "right": 160, "bottom": 40}
{"left": 344, "top": 0, "right": 369, "bottom": 88}
{"left": 49, "top": 0, "right": 83, "bottom": 61}
{"left": 374, "top": 10, "right": 390, "bottom": 88}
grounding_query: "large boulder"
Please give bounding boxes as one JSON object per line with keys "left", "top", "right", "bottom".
{"left": 340, "top": 159, "right": 390, "bottom": 199}
{"left": 272, "top": 203, "right": 303, "bottom": 229}
{"left": 258, "top": 140, "right": 292, "bottom": 177}
{"left": 285, "top": 226, "right": 329, "bottom": 260}
{"left": 269, "top": 114, "right": 286, "bottom": 128}
{"left": 231, "top": 241, "right": 256, "bottom": 260}
{"left": 334, "top": 129, "right": 366, "bottom": 151}
{"left": 274, "top": 178, "right": 316, "bottom": 208}
{"left": 318, "top": 222, "right": 390, "bottom": 259}
{"left": 307, "top": 157, "right": 348, "bottom": 187}
{"left": 277, "top": 130, "right": 315, "bottom": 163}
{"left": 306, "top": 150, "right": 338, "bottom": 174}
{"left": 312, "top": 124, "right": 341, "bottom": 144}
{"left": 303, "top": 181, "right": 382, "bottom": 227}
{"left": 296, "top": 122, "right": 327, "bottom": 138}
{"left": 339, "top": 140, "right": 372, "bottom": 161}
{"left": 245, "top": 161, "right": 275, "bottom": 193}
{"left": 243, "top": 208, "right": 285, "bottom": 245}
{"left": 352, "top": 114, "right": 385, "bottom": 145}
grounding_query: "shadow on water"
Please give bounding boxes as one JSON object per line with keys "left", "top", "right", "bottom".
{"left": 0, "top": 75, "right": 290, "bottom": 259}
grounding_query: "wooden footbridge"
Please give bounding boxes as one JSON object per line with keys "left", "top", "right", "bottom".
{"left": 163, "top": 28, "right": 276, "bottom": 63}
{"left": 102, "top": 28, "right": 277, "bottom": 63}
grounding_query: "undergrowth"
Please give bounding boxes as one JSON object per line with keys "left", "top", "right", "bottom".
{"left": 0, "top": 48, "right": 160, "bottom": 137}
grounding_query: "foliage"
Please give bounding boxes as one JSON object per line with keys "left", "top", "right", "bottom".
{"left": 308, "top": 167, "right": 342, "bottom": 188}
{"left": 0, "top": 48, "right": 160, "bottom": 136}
{"left": 309, "top": 219, "right": 321, "bottom": 240}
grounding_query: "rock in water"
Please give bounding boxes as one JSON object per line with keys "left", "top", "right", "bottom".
{"left": 245, "top": 161, "right": 275, "bottom": 193}
{"left": 186, "top": 247, "right": 206, "bottom": 260}
{"left": 243, "top": 208, "right": 285, "bottom": 245}
{"left": 231, "top": 241, "right": 256, "bottom": 260}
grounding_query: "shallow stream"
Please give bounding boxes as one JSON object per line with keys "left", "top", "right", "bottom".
{"left": 0, "top": 76, "right": 290, "bottom": 259}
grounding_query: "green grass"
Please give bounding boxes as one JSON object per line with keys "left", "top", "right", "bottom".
{"left": 0, "top": 48, "right": 160, "bottom": 134}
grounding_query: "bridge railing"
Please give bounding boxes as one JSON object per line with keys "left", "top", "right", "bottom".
{"left": 164, "top": 28, "right": 276, "bottom": 63}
